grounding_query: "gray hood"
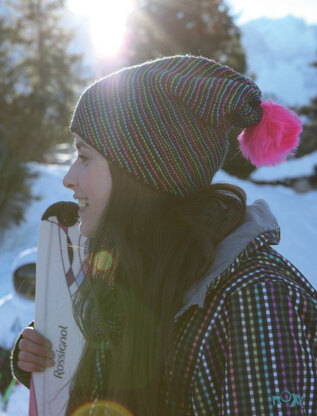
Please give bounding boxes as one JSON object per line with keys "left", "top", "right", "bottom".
{"left": 176, "top": 199, "right": 279, "bottom": 318}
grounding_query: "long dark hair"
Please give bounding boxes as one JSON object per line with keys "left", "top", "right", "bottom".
{"left": 66, "top": 163, "right": 246, "bottom": 415}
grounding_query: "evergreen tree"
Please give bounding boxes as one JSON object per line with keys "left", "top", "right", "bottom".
{"left": 0, "top": 1, "right": 86, "bottom": 232}
{"left": 123, "top": 0, "right": 246, "bottom": 73}
{"left": 0, "top": 139, "right": 36, "bottom": 237}
{"left": 2, "top": 0, "right": 86, "bottom": 162}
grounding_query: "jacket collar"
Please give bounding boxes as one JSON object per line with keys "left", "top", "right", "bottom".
{"left": 176, "top": 199, "right": 280, "bottom": 318}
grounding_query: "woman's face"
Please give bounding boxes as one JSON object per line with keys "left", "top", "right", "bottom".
{"left": 63, "top": 134, "right": 112, "bottom": 237}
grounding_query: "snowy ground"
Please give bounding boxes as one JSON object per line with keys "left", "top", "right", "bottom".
{"left": 0, "top": 160, "right": 316, "bottom": 414}
{"left": 251, "top": 150, "right": 317, "bottom": 180}
{"left": 0, "top": 163, "right": 72, "bottom": 298}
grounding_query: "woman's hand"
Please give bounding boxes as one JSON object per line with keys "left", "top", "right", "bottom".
{"left": 17, "top": 327, "right": 55, "bottom": 373}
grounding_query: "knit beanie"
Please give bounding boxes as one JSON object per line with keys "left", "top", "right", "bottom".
{"left": 70, "top": 55, "right": 302, "bottom": 197}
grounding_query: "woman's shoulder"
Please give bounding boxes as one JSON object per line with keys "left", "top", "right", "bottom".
{"left": 176, "top": 244, "right": 316, "bottom": 329}
{"left": 174, "top": 247, "right": 317, "bottom": 363}
{"left": 205, "top": 246, "right": 316, "bottom": 310}
{"left": 175, "top": 246, "right": 316, "bottom": 337}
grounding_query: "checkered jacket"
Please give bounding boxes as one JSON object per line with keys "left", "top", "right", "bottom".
{"left": 165, "top": 228, "right": 317, "bottom": 415}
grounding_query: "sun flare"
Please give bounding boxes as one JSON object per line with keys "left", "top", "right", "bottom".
{"left": 68, "top": 0, "right": 134, "bottom": 58}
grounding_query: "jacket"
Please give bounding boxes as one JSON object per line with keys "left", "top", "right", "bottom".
{"left": 165, "top": 200, "right": 317, "bottom": 415}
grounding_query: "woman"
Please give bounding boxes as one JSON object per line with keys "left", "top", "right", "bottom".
{"left": 12, "top": 56, "right": 316, "bottom": 415}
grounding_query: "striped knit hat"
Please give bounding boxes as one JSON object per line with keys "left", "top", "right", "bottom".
{"left": 71, "top": 55, "right": 302, "bottom": 196}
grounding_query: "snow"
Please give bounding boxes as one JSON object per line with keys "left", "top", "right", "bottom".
{"left": 0, "top": 163, "right": 72, "bottom": 298}
{"left": 226, "top": 0, "right": 317, "bottom": 25}
{"left": 241, "top": 16, "right": 317, "bottom": 106}
{"left": 213, "top": 170, "right": 317, "bottom": 287}
{"left": 0, "top": 160, "right": 316, "bottom": 414}
{"left": 251, "top": 151, "right": 317, "bottom": 181}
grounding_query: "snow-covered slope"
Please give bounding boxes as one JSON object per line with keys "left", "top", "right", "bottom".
{"left": 241, "top": 15, "right": 317, "bottom": 106}
{"left": 0, "top": 163, "right": 72, "bottom": 299}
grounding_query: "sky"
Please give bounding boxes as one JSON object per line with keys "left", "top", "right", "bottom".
{"left": 226, "top": 0, "right": 317, "bottom": 24}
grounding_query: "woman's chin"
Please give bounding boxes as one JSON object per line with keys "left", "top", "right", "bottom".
{"left": 79, "top": 220, "right": 94, "bottom": 238}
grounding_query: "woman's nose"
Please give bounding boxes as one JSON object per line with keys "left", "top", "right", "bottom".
{"left": 63, "top": 163, "right": 77, "bottom": 190}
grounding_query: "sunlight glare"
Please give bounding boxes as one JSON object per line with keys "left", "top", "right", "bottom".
{"left": 68, "top": 0, "right": 134, "bottom": 57}
{"left": 72, "top": 400, "right": 133, "bottom": 415}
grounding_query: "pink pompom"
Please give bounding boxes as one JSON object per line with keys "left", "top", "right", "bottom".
{"left": 238, "top": 100, "right": 302, "bottom": 167}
